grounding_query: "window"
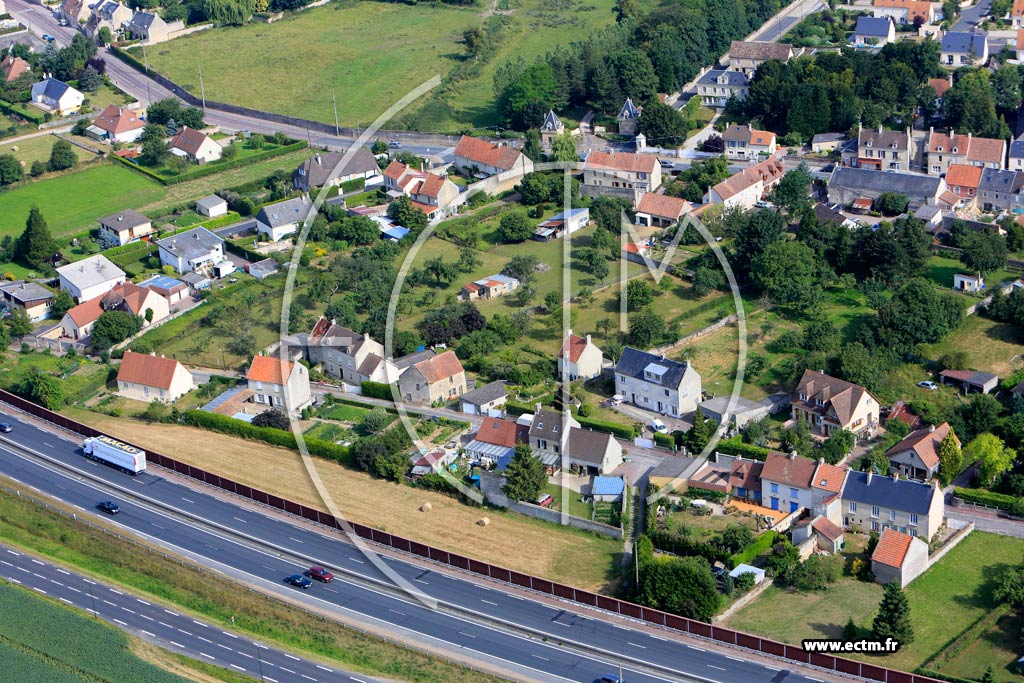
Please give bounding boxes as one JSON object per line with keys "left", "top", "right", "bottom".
{"left": 871, "top": 521, "right": 880, "bottom": 531}
{"left": 890, "top": 509, "right": 896, "bottom": 521}
{"left": 770, "top": 483, "right": 779, "bottom": 494}
{"left": 255, "top": 381, "right": 263, "bottom": 391}
{"left": 789, "top": 488, "right": 798, "bottom": 498}
{"left": 909, "top": 513, "right": 918, "bottom": 526}
{"left": 871, "top": 506, "right": 879, "bottom": 518}
{"left": 618, "top": 375, "right": 625, "bottom": 384}
{"left": 664, "top": 389, "right": 669, "bottom": 397}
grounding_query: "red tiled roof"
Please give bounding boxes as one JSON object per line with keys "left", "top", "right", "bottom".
{"left": 93, "top": 105, "right": 144, "bottom": 135}
{"left": 383, "top": 160, "right": 409, "bottom": 180}
{"left": 247, "top": 355, "right": 293, "bottom": 385}
{"left": 812, "top": 516, "right": 844, "bottom": 542}
{"left": 888, "top": 401, "right": 922, "bottom": 430}
{"left": 454, "top": 135, "right": 525, "bottom": 171}
{"left": 872, "top": 528, "right": 914, "bottom": 568}
{"left": 585, "top": 150, "right": 657, "bottom": 174}
{"left": 117, "top": 350, "right": 184, "bottom": 390}
{"left": 886, "top": 422, "right": 957, "bottom": 469}
{"left": 417, "top": 173, "right": 446, "bottom": 199}
{"left": 474, "top": 416, "right": 521, "bottom": 447}
{"left": 170, "top": 126, "right": 212, "bottom": 157}
{"left": 729, "top": 460, "right": 763, "bottom": 491}
{"left": 65, "top": 296, "right": 103, "bottom": 327}
{"left": 709, "top": 157, "right": 784, "bottom": 201}
{"left": 929, "top": 77, "right": 951, "bottom": 98}
{"left": 636, "top": 192, "right": 690, "bottom": 220}
{"left": 559, "top": 333, "right": 587, "bottom": 363}
{"left": 413, "top": 350, "right": 464, "bottom": 384}
{"left": 762, "top": 451, "right": 817, "bottom": 489}
{"left": 1015, "top": 0, "right": 1024, "bottom": 17}
{"left": 812, "top": 462, "right": 847, "bottom": 493}
{"left": 1, "top": 55, "right": 31, "bottom": 83}
{"left": 945, "top": 164, "right": 982, "bottom": 190}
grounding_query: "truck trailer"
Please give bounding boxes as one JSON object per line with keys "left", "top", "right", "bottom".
{"left": 81, "top": 435, "right": 147, "bottom": 475}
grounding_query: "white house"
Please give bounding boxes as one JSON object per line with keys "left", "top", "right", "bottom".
{"left": 614, "top": 347, "right": 702, "bottom": 418}
{"left": 722, "top": 124, "right": 778, "bottom": 161}
{"left": 88, "top": 105, "right": 145, "bottom": 144}
{"left": 246, "top": 355, "right": 312, "bottom": 414}
{"left": 452, "top": 135, "right": 534, "bottom": 178}
{"left": 30, "top": 78, "right": 84, "bottom": 116}
{"left": 56, "top": 254, "right": 126, "bottom": 303}
{"left": 851, "top": 16, "right": 896, "bottom": 46}
{"left": 293, "top": 148, "right": 380, "bottom": 191}
{"left": 169, "top": 127, "right": 222, "bottom": 164}
{"left": 196, "top": 195, "right": 228, "bottom": 218}
{"left": 953, "top": 272, "right": 984, "bottom": 293}
{"left": 940, "top": 31, "right": 988, "bottom": 68}
{"left": 581, "top": 151, "right": 662, "bottom": 207}
{"left": 558, "top": 329, "right": 604, "bottom": 381}
{"left": 97, "top": 210, "right": 155, "bottom": 248}
{"left": 157, "top": 227, "right": 225, "bottom": 275}
{"left": 760, "top": 451, "right": 818, "bottom": 513}
{"left": 116, "top": 350, "right": 194, "bottom": 403}
{"left": 703, "top": 157, "right": 785, "bottom": 210}
{"left": 635, "top": 193, "right": 690, "bottom": 227}
{"left": 256, "top": 195, "right": 313, "bottom": 242}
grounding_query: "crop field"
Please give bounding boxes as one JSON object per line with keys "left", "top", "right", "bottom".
{"left": 0, "top": 580, "right": 189, "bottom": 683}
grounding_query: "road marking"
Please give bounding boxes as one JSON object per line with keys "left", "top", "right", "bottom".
{"left": 181, "top": 498, "right": 195, "bottom": 504}
{"left": 726, "top": 656, "right": 742, "bottom": 662}
{"left": 49, "top": 580, "right": 64, "bottom": 587}
{"left": 43, "top": 442, "right": 55, "bottom": 448}
{"left": 708, "top": 665, "right": 726, "bottom": 671}
{"left": 413, "top": 579, "right": 429, "bottom": 584}
{"left": 351, "top": 679, "right": 366, "bottom": 683}
{"left": 103, "top": 599, "right": 117, "bottom": 606}
{"left": 264, "top": 678, "right": 277, "bottom": 683}
{"left": 59, "top": 597, "right": 72, "bottom": 605}
{"left": 193, "top": 619, "right": 210, "bottom": 628}
{"left": 16, "top": 566, "right": 28, "bottom": 572}
{"left": 159, "top": 621, "right": 173, "bottom": 629}
{"left": 238, "top": 652, "right": 254, "bottom": 659}
{"left": 218, "top": 643, "right": 233, "bottom": 651}
{"left": 323, "top": 587, "right": 337, "bottom": 593}
{"left": 82, "top": 579, "right": 95, "bottom": 585}
{"left": 650, "top": 635, "right": 667, "bottom": 641}
{"left": 808, "top": 679, "right": 824, "bottom": 682}
{"left": 140, "top": 614, "right": 154, "bottom": 621}
{"left": 178, "top": 629, "right": 193, "bottom": 637}
{"left": 56, "top": 569, "right": 69, "bottom": 575}
{"left": 197, "top": 636, "right": 213, "bottom": 644}
{"left": 141, "top": 630, "right": 155, "bottom": 638}
{"left": 222, "top": 631, "right": 238, "bottom": 638}
{"left": 688, "top": 645, "right": 706, "bottom": 652}
{"left": 164, "top": 609, "right": 179, "bottom": 616}
{"left": 231, "top": 665, "right": 246, "bottom": 672}
{"left": 109, "top": 588, "right": 123, "bottom": 595}
{"left": 532, "top": 654, "right": 549, "bottom": 661}
{"left": 284, "top": 653, "right": 300, "bottom": 661}
{"left": 349, "top": 558, "right": 364, "bottom": 564}
{"left": 279, "top": 667, "right": 295, "bottom": 674}
{"left": 136, "top": 598, "right": 150, "bottom": 606}
{"left": 200, "top": 653, "right": 215, "bottom": 660}
{"left": 389, "top": 609, "right": 405, "bottom": 616}
{"left": 67, "top": 586, "right": 80, "bottom": 593}
{"left": 480, "top": 599, "right": 498, "bottom": 606}
{"left": 301, "top": 675, "right": 316, "bottom": 682}
{"left": 627, "top": 642, "right": 646, "bottom": 649}
{"left": 121, "top": 607, "right": 135, "bottom": 614}
{"left": 7, "top": 550, "right": 19, "bottom": 556}
{"left": 764, "top": 666, "right": 781, "bottom": 672}
{"left": 316, "top": 665, "right": 333, "bottom": 672}
{"left": 170, "top": 641, "right": 184, "bottom": 649}
{"left": 233, "top": 516, "right": 247, "bottom": 523}
{"left": 611, "top": 624, "right": 629, "bottom": 630}
{"left": 113, "top": 618, "right": 127, "bottom": 626}
{"left": 31, "top": 559, "right": 44, "bottom": 565}
{"left": 0, "top": 561, "right": 10, "bottom": 567}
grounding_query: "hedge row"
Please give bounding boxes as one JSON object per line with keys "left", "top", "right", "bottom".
{"left": 727, "top": 530, "right": 777, "bottom": 569}
{"left": 102, "top": 239, "right": 153, "bottom": 258}
{"left": 339, "top": 177, "right": 365, "bottom": 193}
{"left": 112, "top": 140, "right": 307, "bottom": 186}
{"left": 686, "top": 486, "right": 728, "bottom": 502}
{"left": 653, "top": 432, "right": 675, "bottom": 448}
{"left": 714, "top": 436, "right": 770, "bottom": 461}
{"left": 575, "top": 414, "right": 637, "bottom": 439}
{"left": 647, "top": 528, "right": 730, "bottom": 564}
{"left": 224, "top": 239, "right": 266, "bottom": 264}
{"left": 0, "top": 98, "right": 45, "bottom": 124}
{"left": 182, "top": 409, "right": 350, "bottom": 464}
{"left": 360, "top": 381, "right": 394, "bottom": 401}
{"left": 954, "top": 487, "right": 1018, "bottom": 511}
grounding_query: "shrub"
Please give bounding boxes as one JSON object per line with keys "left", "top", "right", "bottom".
{"left": 182, "top": 410, "right": 350, "bottom": 464}
{"left": 954, "top": 487, "right": 1018, "bottom": 511}
{"left": 714, "top": 435, "right": 770, "bottom": 461}
{"left": 728, "top": 530, "right": 777, "bottom": 568}
{"left": 360, "top": 381, "right": 393, "bottom": 400}
{"left": 653, "top": 432, "right": 675, "bottom": 448}
{"left": 574, "top": 414, "right": 637, "bottom": 439}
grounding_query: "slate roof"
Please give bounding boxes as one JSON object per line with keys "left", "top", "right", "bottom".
{"left": 540, "top": 110, "right": 563, "bottom": 132}
{"left": 728, "top": 41, "right": 793, "bottom": 61}
{"left": 811, "top": 132, "right": 846, "bottom": 145}
{"left": 293, "top": 148, "right": 377, "bottom": 188}
{"left": 257, "top": 195, "right": 313, "bottom": 229}
{"left": 34, "top": 78, "right": 75, "bottom": 101}
{"left": 859, "top": 127, "right": 908, "bottom": 150}
{"left": 129, "top": 10, "right": 162, "bottom": 29}
{"left": 812, "top": 202, "right": 847, "bottom": 225}
{"left": 566, "top": 428, "right": 614, "bottom": 466}
{"left": 247, "top": 356, "right": 294, "bottom": 385}
{"left": 393, "top": 348, "right": 436, "bottom": 370}
{"left": 411, "top": 349, "right": 464, "bottom": 384}
{"left": 841, "top": 470, "right": 938, "bottom": 515}
{"left": 98, "top": 209, "right": 150, "bottom": 232}
{"left": 57, "top": 254, "right": 125, "bottom": 290}
{"left": 157, "top": 227, "right": 224, "bottom": 261}
{"left": 454, "top": 136, "right": 527, "bottom": 170}
{"left": 1010, "top": 138, "right": 1024, "bottom": 160}
{"left": 460, "top": 380, "right": 508, "bottom": 406}
{"left": 854, "top": 16, "right": 893, "bottom": 37}
{"left": 117, "top": 350, "right": 186, "bottom": 390}
{"left": 886, "top": 422, "right": 957, "bottom": 470}
{"left": 872, "top": 528, "right": 914, "bottom": 568}
{"left": 761, "top": 451, "right": 817, "bottom": 489}
{"left": 978, "top": 168, "right": 1017, "bottom": 194}
{"left": 649, "top": 455, "right": 699, "bottom": 480}
{"left": 697, "top": 69, "right": 749, "bottom": 87}
{"left": 617, "top": 98, "right": 641, "bottom": 120}
{"left": 828, "top": 167, "right": 942, "bottom": 199}
{"left": 530, "top": 408, "right": 573, "bottom": 444}
{"left": 940, "top": 369, "right": 998, "bottom": 387}
{"left": 616, "top": 347, "right": 696, "bottom": 389}
{"left": 941, "top": 31, "right": 987, "bottom": 56}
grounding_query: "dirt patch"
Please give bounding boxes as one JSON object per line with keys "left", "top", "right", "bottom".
{"left": 65, "top": 410, "right": 620, "bottom": 591}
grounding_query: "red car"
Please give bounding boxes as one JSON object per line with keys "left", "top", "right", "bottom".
{"left": 307, "top": 566, "right": 334, "bottom": 583}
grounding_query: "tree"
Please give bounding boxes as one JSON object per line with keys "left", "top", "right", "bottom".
{"left": 16, "top": 370, "right": 63, "bottom": 410}
{"left": 937, "top": 431, "right": 963, "bottom": 487}
{"left": 692, "top": 266, "right": 725, "bottom": 297}
{"left": 50, "top": 289, "right": 74, "bottom": 319}
{"left": 424, "top": 256, "right": 456, "bottom": 285}
{"left": 549, "top": 131, "right": 579, "bottom": 163}
{"left": 503, "top": 254, "right": 540, "bottom": 284}
{"left": 359, "top": 407, "right": 391, "bottom": 435}
{"left": 78, "top": 64, "right": 101, "bottom": 93}
{"left": 875, "top": 192, "right": 909, "bottom": 216}
{"left": 7, "top": 308, "right": 31, "bottom": 337}
{"left": 966, "top": 433, "right": 1015, "bottom": 487}
{"left": 90, "top": 310, "right": 142, "bottom": 351}
{"left": 628, "top": 309, "right": 667, "bottom": 347}
{"left": 783, "top": 418, "right": 812, "bottom": 457}
{"left": 590, "top": 257, "right": 610, "bottom": 283}
{"left": 500, "top": 63, "right": 557, "bottom": 130}
{"left": 503, "top": 443, "right": 546, "bottom": 502}
{"left": 770, "top": 165, "right": 813, "bottom": 213}
{"left": 371, "top": 139, "right": 388, "bottom": 155}
{"left": 14, "top": 206, "right": 57, "bottom": 271}
{"left": 733, "top": 209, "right": 785, "bottom": 278}
{"left": 992, "top": 64, "right": 1022, "bottom": 111}
{"left": 683, "top": 410, "right": 715, "bottom": 453}
{"left": 624, "top": 279, "right": 654, "bottom": 311}
{"left": 498, "top": 211, "right": 534, "bottom": 242}
{"left": 463, "top": 27, "right": 485, "bottom": 56}
{"left": 843, "top": 618, "right": 859, "bottom": 641}
{"left": 751, "top": 240, "right": 821, "bottom": 310}
{"left": 97, "top": 26, "right": 112, "bottom": 46}
{"left": 48, "top": 139, "right": 76, "bottom": 172}
{"left": 0, "top": 154, "right": 24, "bottom": 186}
{"left": 386, "top": 196, "right": 428, "bottom": 235}
{"left": 960, "top": 231, "right": 1007, "bottom": 279}
{"left": 993, "top": 563, "right": 1024, "bottom": 607}
{"left": 252, "top": 409, "right": 290, "bottom": 430}
{"left": 874, "top": 279, "right": 963, "bottom": 352}
{"left": 138, "top": 135, "right": 169, "bottom": 167}
{"left": 457, "top": 246, "right": 481, "bottom": 273}
{"left": 637, "top": 554, "right": 721, "bottom": 621}
{"left": 944, "top": 69, "right": 1006, "bottom": 139}
{"left": 872, "top": 582, "right": 914, "bottom": 645}
{"left": 543, "top": 290, "right": 561, "bottom": 312}
{"left": 636, "top": 100, "right": 689, "bottom": 147}
{"left": 981, "top": 666, "right": 996, "bottom": 683}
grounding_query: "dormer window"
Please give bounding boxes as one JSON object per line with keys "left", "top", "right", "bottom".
{"left": 866, "top": 140, "right": 873, "bottom": 147}
{"left": 890, "top": 142, "right": 898, "bottom": 149}
{"left": 816, "top": 399, "right": 824, "bottom": 407}
{"left": 937, "top": 146, "right": 943, "bottom": 152}
{"left": 952, "top": 147, "right": 958, "bottom": 154}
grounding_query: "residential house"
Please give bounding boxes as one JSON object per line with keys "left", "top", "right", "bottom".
{"left": 647, "top": 455, "right": 700, "bottom": 492}
{"left": 30, "top": 78, "right": 83, "bottom": 116}
{"left": 464, "top": 416, "right": 528, "bottom": 469}
{"left": 843, "top": 125, "right": 915, "bottom": 172}
{"left": 528, "top": 407, "right": 579, "bottom": 469}
{"left": 939, "top": 369, "right": 999, "bottom": 393}
{"left": 696, "top": 69, "right": 750, "bottom": 108}
{"left": 116, "top": 350, "right": 193, "bottom": 403}
{"left": 1015, "top": 0, "right": 1024, "bottom": 28}
{"left": 292, "top": 148, "right": 379, "bottom": 192}
{"left": 539, "top": 109, "right": 565, "bottom": 151}
{"left": 871, "top": 528, "right": 930, "bottom": 587}
{"left": 97, "top": 210, "right": 154, "bottom": 248}
{"left": 558, "top": 330, "right": 604, "bottom": 382}
{"left": 459, "top": 380, "right": 509, "bottom": 417}
{"left": 0, "top": 282, "right": 54, "bottom": 322}
{"left": 926, "top": 128, "right": 1005, "bottom": 175}
{"left": 812, "top": 460, "right": 848, "bottom": 524}
{"left": 792, "top": 369, "right": 879, "bottom": 438}
{"left": 827, "top": 167, "right": 946, "bottom": 210}
{"left": 459, "top": 274, "right": 519, "bottom": 301}
{"left": 567, "top": 428, "right": 623, "bottom": 475}
{"left": 581, "top": 151, "right": 662, "bottom": 206}
{"left": 792, "top": 515, "right": 845, "bottom": 553}
{"left": 614, "top": 346, "right": 702, "bottom": 418}
{"left": 246, "top": 355, "right": 311, "bottom": 413}
{"left": 86, "top": 1, "right": 132, "bottom": 39}
{"left": 617, "top": 98, "right": 642, "bottom": 135}
{"left": 841, "top": 470, "right": 944, "bottom": 538}
{"left": 397, "top": 350, "right": 466, "bottom": 404}
{"left": 810, "top": 133, "right": 847, "bottom": 154}
{"left": 169, "top": 127, "right": 222, "bottom": 165}
{"left": 761, "top": 450, "right": 818, "bottom": 513}
{"left": 196, "top": 194, "right": 228, "bottom": 218}
{"left": 872, "top": 0, "right": 936, "bottom": 24}
{"left": 953, "top": 272, "right": 985, "bottom": 292}
{"left": 976, "top": 168, "right": 1022, "bottom": 213}
{"left": 886, "top": 422, "right": 958, "bottom": 481}
{"left": 699, "top": 396, "right": 773, "bottom": 429}
{"left": 59, "top": 296, "right": 104, "bottom": 340}
{"left": 287, "top": 317, "right": 401, "bottom": 386}
{"left": 634, "top": 193, "right": 690, "bottom": 227}
{"left": 1009, "top": 137, "right": 1024, "bottom": 172}
{"left": 852, "top": 16, "right": 896, "bottom": 46}
{"left": 382, "top": 161, "right": 460, "bottom": 221}
{"left": 1018, "top": 28, "right": 1024, "bottom": 61}
{"left": 157, "top": 227, "right": 225, "bottom": 275}
{"left": 726, "top": 41, "right": 797, "bottom": 75}
{"left": 139, "top": 274, "right": 189, "bottom": 305}
{"left": 728, "top": 457, "right": 764, "bottom": 502}
{"left": 534, "top": 208, "right": 590, "bottom": 240}
{"left": 87, "top": 105, "right": 145, "bottom": 144}
{"left": 945, "top": 164, "right": 982, "bottom": 202}
{"left": 812, "top": 202, "right": 858, "bottom": 229}
{"left": 126, "top": 10, "right": 182, "bottom": 44}
{"left": 59, "top": 281, "right": 169, "bottom": 340}
{"left": 452, "top": 135, "right": 533, "bottom": 178}
{"left": 256, "top": 195, "right": 313, "bottom": 242}
{"left": 940, "top": 31, "right": 988, "bottom": 68}
{"left": 1, "top": 54, "right": 30, "bottom": 84}
{"left": 60, "top": 0, "right": 92, "bottom": 25}
{"left": 722, "top": 124, "right": 777, "bottom": 162}
{"left": 928, "top": 76, "right": 952, "bottom": 113}
{"left": 703, "top": 157, "right": 785, "bottom": 210}
{"left": 56, "top": 254, "right": 126, "bottom": 303}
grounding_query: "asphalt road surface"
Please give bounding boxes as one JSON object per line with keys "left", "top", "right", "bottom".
{"left": 0, "top": 545, "right": 377, "bottom": 683}
{"left": 0, "top": 409, "right": 836, "bottom": 683}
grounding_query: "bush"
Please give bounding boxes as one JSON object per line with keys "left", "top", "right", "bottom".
{"left": 360, "top": 381, "right": 393, "bottom": 400}
{"left": 955, "top": 487, "right": 1018, "bottom": 511}
{"left": 653, "top": 432, "right": 675, "bottom": 448}
{"left": 574, "top": 414, "right": 637, "bottom": 439}
{"left": 182, "top": 410, "right": 350, "bottom": 464}
{"left": 714, "top": 435, "right": 770, "bottom": 461}
{"left": 686, "top": 486, "right": 728, "bottom": 502}
{"left": 728, "top": 530, "right": 777, "bottom": 568}
{"left": 339, "top": 177, "right": 365, "bottom": 193}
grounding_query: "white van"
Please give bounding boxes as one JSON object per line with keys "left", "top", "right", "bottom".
{"left": 651, "top": 418, "right": 668, "bottom": 434}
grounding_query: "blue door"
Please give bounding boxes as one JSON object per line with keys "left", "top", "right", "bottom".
{"left": 770, "top": 497, "right": 779, "bottom": 510}
{"left": 738, "top": 487, "right": 746, "bottom": 498}
{"left": 790, "top": 501, "right": 799, "bottom": 513}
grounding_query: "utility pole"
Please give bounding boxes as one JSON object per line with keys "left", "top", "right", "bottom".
{"left": 332, "top": 90, "right": 340, "bottom": 137}
{"left": 141, "top": 41, "right": 149, "bottom": 74}
{"left": 254, "top": 642, "right": 265, "bottom": 682}
{"left": 198, "top": 65, "right": 207, "bottom": 111}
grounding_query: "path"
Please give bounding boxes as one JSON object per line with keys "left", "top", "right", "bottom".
{"left": 0, "top": 126, "right": 71, "bottom": 147}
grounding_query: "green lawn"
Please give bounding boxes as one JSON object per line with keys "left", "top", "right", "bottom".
{"left": 726, "top": 532, "right": 1024, "bottom": 676}
{"left": 0, "top": 163, "right": 165, "bottom": 240}
{"left": 923, "top": 255, "right": 1017, "bottom": 298}
{"left": 541, "top": 482, "right": 593, "bottom": 519}
{"left": 318, "top": 401, "right": 371, "bottom": 422}
{"left": 0, "top": 133, "right": 81, "bottom": 168}
{"left": 923, "top": 314, "right": 1024, "bottom": 378}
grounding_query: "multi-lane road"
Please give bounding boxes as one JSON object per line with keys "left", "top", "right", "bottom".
{"left": 0, "top": 545, "right": 379, "bottom": 683}
{"left": 0, "top": 408, "right": 840, "bottom": 683}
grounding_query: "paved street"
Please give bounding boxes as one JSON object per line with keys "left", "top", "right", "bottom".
{"left": 952, "top": 0, "right": 992, "bottom": 30}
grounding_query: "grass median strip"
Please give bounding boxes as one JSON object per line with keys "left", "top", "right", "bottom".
{"left": 0, "top": 480, "right": 507, "bottom": 683}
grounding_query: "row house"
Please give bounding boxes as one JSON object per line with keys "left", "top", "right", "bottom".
{"left": 581, "top": 151, "right": 662, "bottom": 207}
{"left": 944, "top": 164, "right": 982, "bottom": 201}
{"left": 397, "top": 350, "right": 466, "bottom": 404}
{"left": 453, "top": 135, "right": 533, "bottom": 179}
{"left": 726, "top": 41, "right": 799, "bottom": 75}
{"left": 841, "top": 470, "right": 944, "bottom": 539}
{"left": 527, "top": 406, "right": 622, "bottom": 474}
{"left": 842, "top": 124, "right": 915, "bottom": 173}
{"left": 977, "top": 168, "right": 1024, "bottom": 213}
{"left": 703, "top": 156, "right": 784, "bottom": 210}
{"left": 926, "top": 128, "right": 1005, "bottom": 175}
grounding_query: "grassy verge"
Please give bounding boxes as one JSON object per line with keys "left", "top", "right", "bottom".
{"left": 0, "top": 480, "right": 506, "bottom": 683}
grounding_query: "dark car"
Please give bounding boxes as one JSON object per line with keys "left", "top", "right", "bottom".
{"left": 596, "top": 676, "right": 622, "bottom": 683}
{"left": 97, "top": 501, "right": 120, "bottom": 514}
{"left": 285, "top": 574, "right": 312, "bottom": 589}
{"left": 307, "top": 566, "right": 334, "bottom": 583}
{"left": 0, "top": 423, "right": 13, "bottom": 433}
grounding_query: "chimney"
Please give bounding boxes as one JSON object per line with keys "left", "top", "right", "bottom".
{"left": 929, "top": 424, "right": 936, "bottom": 432}
{"left": 535, "top": 402, "right": 542, "bottom": 413}
{"left": 789, "top": 450, "right": 797, "bottom": 460}
{"left": 867, "top": 470, "right": 873, "bottom": 484}
{"left": 586, "top": 333, "right": 592, "bottom": 345}
{"left": 818, "top": 457, "right": 824, "bottom": 465}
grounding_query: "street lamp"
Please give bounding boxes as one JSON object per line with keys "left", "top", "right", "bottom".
{"left": 253, "top": 641, "right": 265, "bottom": 682}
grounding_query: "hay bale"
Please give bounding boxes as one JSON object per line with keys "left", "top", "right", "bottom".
{"left": 11, "top": 146, "right": 18, "bottom": 152}
{"left": 476, "top": 517, "right": 490, "bottom": 527}
{"left": 420, "top": 502, "right": 432, "bottom": 512}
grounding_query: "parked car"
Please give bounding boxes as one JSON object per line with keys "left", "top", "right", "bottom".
{"left": 754, "top": 200, "right": 773, "bottom": 209}
{"left": 59, "top": 18, "right": 69, "bottom": 26}
{"left": 651, "top": 418, "right": 668, "bottom": 434}
{"left": 285, "top": 574, "right": 312, "bottom": 589}
{"left": 388, "top": 140, "right": 402, "bottom": 148}
{"left": 42, "top": 34, "right": 55, "bottom": 42}
{"left": 307, "top": 566, "right": 334, "bottom": 583}
{"left": 658, "top": 159, "right": 675, "bottom": 168}
{"left": 0, "top": 423, "right": 13, "bottom": 433}
{"left": 97, "top": 501, "right": 120, "bottom": 514}
{"left": 596, "top": 676, "right": 622, "bottom": 683}
{"left": 917, "top": 381, "right": 938, "bottom": 390}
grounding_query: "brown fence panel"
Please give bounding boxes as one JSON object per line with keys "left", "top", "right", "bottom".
{"left": 427, "top": 546, "right": 449, "bottom": 564}
{"left": 664, "top": 614, "right": 690, "bottom": 632}
{"left": 736, "top": 632, "right": 761, "bottom": 651}
{"left": 688, "top": 620, "right": 712, "bottom": 638}
{"left": 573, "top": 590, "right": 598, "bottom": 607}
{"left": 809, "top": 652, "right": 836, "bottom": 669}
{"left": 490, "top": 566, "right": 511, "bottom": 583}
{"left": 532, "top": 577, "right": 555, "bottom": 595}
{"left": 711, "top": 626, "right": 737, "bottom": 645}
{"left": 509, "top": 571, "right": 532, "bottom": 588}
{"left": 835, "top": 658, "right": 861, "bottom": 676}
{"left": 887, "top": 667, "right": 915, "bottom": 683}
{"left": 408, "top": 540, "right": 431, "bottom": 559}
{"left": 468, "top": 558, "right": 490, "bottom": 576}
{"left": 641, "top": 607, "right": 665, "bottom": 625}
{"left": 552, "top": 583, "right": 574, "bottom": 600}
{"left": 761, "top": 639, "right": 787, "bottom": 657}
{"left": 784, "top": 644, "right": 811, "bottom": 663}
{"left": 448, "top": 553, "right": 471, "bottom": 571}
{"left": 860, "top": 662, "right": 890, "bottom": 682}
{"left": 596, "top": 595, "right": 620, "bottom": 613}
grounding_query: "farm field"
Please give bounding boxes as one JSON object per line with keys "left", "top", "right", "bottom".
{"left": 63, "top": 407, "right": 623, "bottom": 591}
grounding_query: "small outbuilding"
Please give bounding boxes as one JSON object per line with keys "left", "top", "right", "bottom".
{"left": 591, "top": 476, "right": 625, "bottom": 503}
{"left": 729, "top": 563, "right": 766, "bottom": 585}
{"left": 196, "top": 194, "right": 229, "bottom": 218}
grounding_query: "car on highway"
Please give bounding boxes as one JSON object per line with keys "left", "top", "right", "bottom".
{"left": 596, "top": 676, "right": 623, "bottom": 683}
{"left": 306, "top": 566, "right": 334, "bottom": 583}
{"left": 285, "top": 574, "right": 312, "bottom": 589}
{"left": 97, "top": 501, "right": 120, "bottom": 514}
{"left": 0, "top": 423, "right": 13, "bottom": 433}
{"left": 918, "top": 381, "right": 938, "bottom": 390}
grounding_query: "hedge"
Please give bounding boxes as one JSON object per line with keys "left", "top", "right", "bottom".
{"left": 224, "top": 239, "right": 265, "bottom": 264}
{"left": 0, "top": 98, "right": 45, "bottom": 124}
{"left": 339, "top": 177, "right": 365, "bottom": 193}
{"left": 727, "top": 530, "right": 778, "bottom": 569}
{"left": 102, "top": 239, "right": 154, "bottom": 258}
{"left": 653, "top": 432, "right": 675, "bottom": 448}
{"left": 648, "top": 529, "right": 729, "bottom": 564}
{"left": 714, "top": 435, "right": 770, "bottom": 461}
{"left": 360, "top": 381, "right": 394, "bottom": 400}
{"left": 954, "top": 487, "right": 1018, "bottom": 511}
{"left": 182, "top": 409, "right": 350, "bottom": 464}
{"left": 686, "top": 486, "right": 728, "bottom": 502}
{"left": 575, "top": 414, "right": 637, "bottom": 439}
{"left": 112, "top": 140, "right": 307, "bottom": 186}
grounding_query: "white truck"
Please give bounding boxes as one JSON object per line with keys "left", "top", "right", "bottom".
{"left": 81, "top": 435, "right": 147, "bottom": 475}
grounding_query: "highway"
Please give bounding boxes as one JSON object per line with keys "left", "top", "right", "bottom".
{"left": 0, "top": 408, "right": 837, "bottom": 683}
{"left": 0, "top": 545, "right": 379, "bottom": 683}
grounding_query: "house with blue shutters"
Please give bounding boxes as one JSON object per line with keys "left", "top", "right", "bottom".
{"left": 760, "top": 451, "right": 817, "bottom": 513}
